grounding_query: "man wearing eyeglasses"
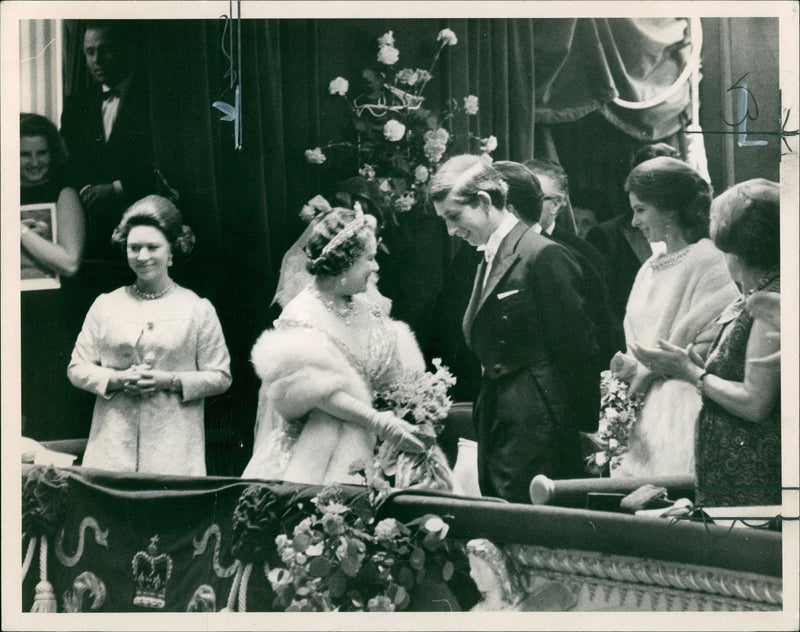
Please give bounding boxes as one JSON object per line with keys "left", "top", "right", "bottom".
{"left": 524, "top": 159, "right": 608, "bottom": 284}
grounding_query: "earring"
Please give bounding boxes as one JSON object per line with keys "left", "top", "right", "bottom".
{"left": 340, "top": 276, "right": 347, "bottom": 286}
{"left": 168, "top": 255, "right": 174, "bottom": 266}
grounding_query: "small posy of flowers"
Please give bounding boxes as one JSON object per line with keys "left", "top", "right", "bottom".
{"left": 266, "top": 484, "right": 456, "bottom": 612}
{"left": 586, "top": 370, "right": 645, "bottom": 475}
{"left": 304, "top": 27, "right": 497, "bottom": 222}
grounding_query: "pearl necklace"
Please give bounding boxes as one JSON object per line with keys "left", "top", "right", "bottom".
{"left": 310, "top": 287, "right": 357, "bottom": 324}
{"left": 131, "top": 281, "right": 174, "bottom": 300}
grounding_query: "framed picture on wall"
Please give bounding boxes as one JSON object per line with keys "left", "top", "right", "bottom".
{"left": 20, "top": 203, "right": 60, "bottom": 291}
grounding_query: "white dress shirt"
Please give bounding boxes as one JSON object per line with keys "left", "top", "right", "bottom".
{"left": 481, "top": 210, "right": 519, "bottom": 290}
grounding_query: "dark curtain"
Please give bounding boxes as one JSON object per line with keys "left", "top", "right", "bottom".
{"left": 59, "top": 18, "right": 692, "bottom": 475}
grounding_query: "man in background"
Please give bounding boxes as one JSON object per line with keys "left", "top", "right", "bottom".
{"left": 60, "top": 20, "right": 157, "bottom": 273}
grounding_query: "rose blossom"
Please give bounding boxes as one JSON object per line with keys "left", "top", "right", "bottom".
{"left": 480, "top": 135, "right": 498, "bottom": 153}
{"left": 378, "top": 31, "right": 395, "bottom": 47}
{"left": 463, "top": 95, "right": 479, "bottom": 115}
{"left": 304, "top": 147, "right": 326, "bottom": 164}
{"left": 328, "top": 76, "right": 349, "bottom": 96}
{"left": 373, "top": 518, "right": 402, "bottom": 541}
{"left": 437, "top": 28, "right": 458, "bottom": 46}
{"left": 377, "top": 44, "right": 400, "bottom": 66}
{"left": 414, "top": 165, "right": 429, "bottom": 183}
{"left": 415, "top": 69, "right": 432, "bottom": 84}
{"left": 367, "top": 595, "right": 396, "bottom": 612}
{"left": 396, "top": 68, "right": 420, "bottom": 85}
{"left": 383, "top": 119, "right": 406, "bottom": 142}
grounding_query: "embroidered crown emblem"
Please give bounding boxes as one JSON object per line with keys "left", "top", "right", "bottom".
{"left": 132, "top": 535, "right": 173, "bottom": 609}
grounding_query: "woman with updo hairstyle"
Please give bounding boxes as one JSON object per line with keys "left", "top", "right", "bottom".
{"left": 608, "top": 157, "right": 739, "bottom": 479}
{"left": 243, "top": 205, "right": 452, "bottom": 487}
{"left": 68, "top": 195, "right": 231, "bottom": 475}
{"left": 632, "top": 179, "right": 781, "bottom": 505}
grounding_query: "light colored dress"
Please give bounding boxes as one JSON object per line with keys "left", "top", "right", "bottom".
{"left": 613, "top": 239, "right": 739, "bottom": 478}
{"left": 242, "top": 286, "right": 426, "bottom": 485}
{"left": 68, "top": 285, "right": 232, "bottom": 475}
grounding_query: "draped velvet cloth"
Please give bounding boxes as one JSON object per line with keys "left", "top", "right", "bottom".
{"left": 58, "top": 18, "right": 693, "bottom": 475}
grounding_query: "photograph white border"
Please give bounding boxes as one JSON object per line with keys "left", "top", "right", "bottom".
{"left": 2, "top": 2, "right": 798, "bottom": 631}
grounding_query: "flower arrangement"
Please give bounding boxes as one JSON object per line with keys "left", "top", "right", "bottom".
{"left": 266, "top": 484, "right": 458, "bottom": 612}
{"left": 371, "top": 359, "right": 456, "bottom": 492}
{"left": 585, "top": 370, "right": 645, "bottom": 476}
{"left": 304, "top": 27, "right": 498, "bottom": 222}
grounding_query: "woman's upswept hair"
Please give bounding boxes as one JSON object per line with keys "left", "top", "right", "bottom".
{"left": 428, "top": 154, "right": 508, "bottom": 210}
{"left": 625, "top": 156, "right": 713, "bottom": 244}
{"left": 304, "top": 207, "right": 377, "bottom": 277}
{"left": 711, "top": 178, "right": 780, "bottom": 269}
{"left": 111, "top": 195, "right": 195, "bottom": 258}
{"left": 20, "top": 112, "right": 68, "bottom": 181}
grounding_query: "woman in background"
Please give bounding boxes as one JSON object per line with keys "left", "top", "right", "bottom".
{"left": 68, "top": 195, "right": 231, "bottom": 475}
{"left": 610, "top": 157, "right": 739, "bottom": 478}
{"left": 632, "top": 179, "right": 781, "bottom": 505}
{"left": 19, "top": 113, "right": 91, "bottom": 440}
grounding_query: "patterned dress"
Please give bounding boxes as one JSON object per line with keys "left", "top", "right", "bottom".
{"left": 695, "top": 271, "right": 781, "bottom": 507}
{"left": 68, "top": 285, "right": 232, "bottom": 475}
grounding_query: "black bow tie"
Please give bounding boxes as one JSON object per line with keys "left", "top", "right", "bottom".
{"left": 101, "top": 88, "right": 119, "bottom": 101}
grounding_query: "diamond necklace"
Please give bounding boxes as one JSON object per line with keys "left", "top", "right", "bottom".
{"left": 310, "top": 287, "right": 356, "bottom": 324}
{"left": 131, "top": 281, "right": 174, "bottom": 300}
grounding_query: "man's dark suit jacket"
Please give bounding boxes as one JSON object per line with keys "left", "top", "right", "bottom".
{"left": 547, "top": 225, "right": 626, "bottom": 373}
{"left": 60, "top": 77, "right": 156, "bottom": 262}
{"left": 463, "top": 221, "right": 600, "bottom": 502}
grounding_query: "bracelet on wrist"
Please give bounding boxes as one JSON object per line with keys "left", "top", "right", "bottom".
{"left": 695, "top": 370, "right": 709, "bottom": 396}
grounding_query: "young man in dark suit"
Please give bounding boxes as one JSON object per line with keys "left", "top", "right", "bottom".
{"left": 429, "top": 155, "right": 600, "bottom": 503}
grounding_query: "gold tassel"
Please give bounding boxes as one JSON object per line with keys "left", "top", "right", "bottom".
{"left": 237, "top": 562, "right": 253, "bottom": 613}
{"left": 219, "top": 562, "right": 242, "bottom": 612}
{"left": 31, "top": 535, "right": 57, "bottom": 612}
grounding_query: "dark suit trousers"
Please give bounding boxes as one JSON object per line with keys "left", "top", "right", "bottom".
{"left": 474, "top": 367, "right": 584, "bottom": 503}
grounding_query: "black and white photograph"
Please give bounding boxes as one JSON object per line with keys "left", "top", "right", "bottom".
{"left": 2, "top": 1, "right": 798, "bottom": 630}
{"left": 21, "top": 203, "right": 60, "bottom": 289}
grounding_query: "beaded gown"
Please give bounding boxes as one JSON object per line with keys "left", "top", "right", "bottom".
{"left": 242, "top": 286, "right": 443, "bottom": 486}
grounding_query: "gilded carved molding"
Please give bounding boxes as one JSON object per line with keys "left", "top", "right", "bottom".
{"left": 505, "top": 543, "right": 781, "bottom": 610}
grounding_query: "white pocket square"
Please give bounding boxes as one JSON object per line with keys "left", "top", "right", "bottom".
{"left": 497, "top": 289, "right": 520, "bottom": 300}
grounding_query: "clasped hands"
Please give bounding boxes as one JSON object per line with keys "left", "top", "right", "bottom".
{"left": 627, "top": 340, "right": 702, "bottom": 384}
{"left": 113, "top": 364, "right": 174, "bottom": 398}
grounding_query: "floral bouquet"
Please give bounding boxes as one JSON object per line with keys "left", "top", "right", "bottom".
{"left": 304, "top": 27, "right": 497, "bottom": 223}
{"left": 372, "top": 359, "right": 456, "bottom": 492}
{"left": 266, "top": 485, "right": 457, "bottom": 612}
{"left": 585, "top": 370, "right": 645, "bottom": 476}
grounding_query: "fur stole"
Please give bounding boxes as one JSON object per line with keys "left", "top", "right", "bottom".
{"left": 250, "top": 326, "right": 372, "bottom": 422}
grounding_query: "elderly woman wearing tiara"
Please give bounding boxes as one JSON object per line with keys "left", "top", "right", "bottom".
{"left": 68, "top": 195, "right": 232, "bottom": 475}
{"left": 242, "top": 203, "right": 450, "bottom": 486}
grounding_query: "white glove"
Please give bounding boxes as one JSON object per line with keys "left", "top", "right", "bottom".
{"left": 365, "top": 411, "right": 427, "bottom": 453}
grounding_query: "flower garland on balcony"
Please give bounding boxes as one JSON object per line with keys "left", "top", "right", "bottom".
{"left": 304, "top": 27, "right": 498, "bottom": 223}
